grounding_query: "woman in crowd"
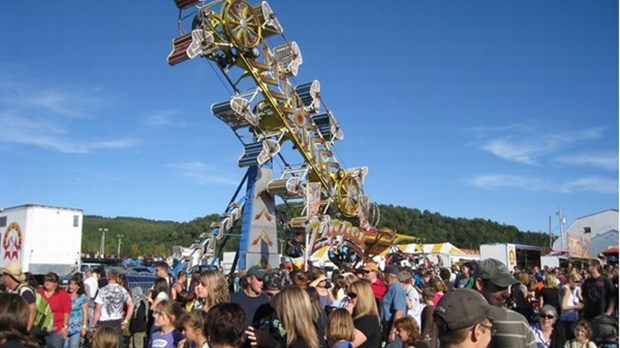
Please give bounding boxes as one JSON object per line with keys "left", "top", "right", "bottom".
{"left": 149, "top": 277, "right": 171, "bottom": 310}
{"left": 539, "top": 274, "right": 561, "bottom": 316}
{"left": 533, "top": 305, "right": 565, "bottom": 348}
{"left": 272, "top": 285, "right": 319, "bottom": 348}
{"left": 178, "top": 310, "right": 209, "bottom": 348}
{"left": 562, "top": 319, "right": 596, "bottom": 348}
{"left": 326, "top": 308, "right": 355, "bottom": 348}
{"left": 512, "top": 272, "right": 535, "bottom": 324}
{"left": 309, "top": 270, "right": 334, "bottom": 311}
{"left": 338, "top": 274, "right": 361, "bottom": 310}
{"left": 0, "top": 293, "right": 39, "bottom": 348}
{"left": 171, "top": 271, "right": 187, "bottom": 302}
{"left": 430, "top": 279, "right": 446, "bottom": 306}
{"left": 38, "top": 272, "right": 72, "bottom": 348}
{"left": 196, "top": 269, "right": 230, "bottom": 311}
{"left": 347, "top": 280, "right": 381, "bottom": 348}
{"left": 393, "top": 316, "right": 429, "bottom": 348}
{"left": 64, "top": 275, "right": 89, "bottom": 348}
{"left": 149, "top": 300, "right": 184, "bottom": 348}
{"left": 306, "top": 287, "right": 328, "bottom": 348}
{"left": 560, "top": 272, "right": 583, "bottom": 340}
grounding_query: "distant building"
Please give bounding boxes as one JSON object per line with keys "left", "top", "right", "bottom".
{"left": 552, "top": 209, "right": 618, "bottom": 258}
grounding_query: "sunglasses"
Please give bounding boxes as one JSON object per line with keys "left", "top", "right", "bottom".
{"left": 540, "top": 314, "right": 555, "bottom": 320}
{"left": 347, "top": 292, "right": 358, "bottom": 299}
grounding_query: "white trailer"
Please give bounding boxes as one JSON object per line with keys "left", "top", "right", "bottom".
{"left": 0, "top": 204, "right": 83, "bottom": 276}
{"left": 480, "top": 243, "right": 518, "bottom": 270}
{"left": 480, "top": 243, "right": 543, "bottom": 270}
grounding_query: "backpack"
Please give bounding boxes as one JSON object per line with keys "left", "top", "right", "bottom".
{"left": 17, "top": 284, "right": 54, "bottom": 332}
{"left": 129, "top": 297, "right": 149, "bottom": 333}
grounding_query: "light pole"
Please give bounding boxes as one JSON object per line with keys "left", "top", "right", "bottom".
{"left": 116, "top": 234, "right": 124, "bottom": 256}
{"left": 98, "top": 228, "right": 108, "bottom": 257}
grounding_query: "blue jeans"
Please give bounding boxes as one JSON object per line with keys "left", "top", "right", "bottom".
{"left": 45, "top": 332, "right": 66, "bottom": 348}
{"left": 63, "top": 333, "right": 81, "bottom": 348}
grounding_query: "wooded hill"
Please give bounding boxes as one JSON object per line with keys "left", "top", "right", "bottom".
{"left": 82, "top": 204, "right": 550, "bottom": 258}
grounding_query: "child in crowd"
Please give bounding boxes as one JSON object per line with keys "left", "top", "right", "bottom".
{"left": 563, "top": 320, "right": 596, "bottom": 348}
{"left": 93, "top": 327, "right": 120, "bottom": 348}
{"left": 149, "top": 301, "right": 184, "bottom": 348}
{"left": 178, "top": 310, "right": 209, "bottom": 348}
{"left": 326, "top": 308, "right": 355, "bottom": 348}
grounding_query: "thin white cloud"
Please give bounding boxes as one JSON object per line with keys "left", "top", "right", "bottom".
{"left": 1, "top": 82, "right": 103, "bottom": 118}
{"left": 469, "top": 174, "right": 550, "bottom": 191}
{"left": 1, "top": 112, "right": 137, "bottom": 153}
{"left": 562, "top": 176, "right": 618, "bottom": 194}
{"left": 470, "top": 124, "right": 605, "bottom": 165}
{"left": 469, "top": 173, "right": 618, "bottom": 194}
{"left": 0, "top": 76, "right": 137, "bottom": 154}
{"left": 144, "top": 110, "right": 177, "bottom": 127}
{"left": 170, "top": 161, "right": 239, "bottom": 186}
{"left": 554, "top": 152, "right": 618, "bottom": 171}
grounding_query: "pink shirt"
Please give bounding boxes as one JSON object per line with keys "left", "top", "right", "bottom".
{"left": 433, "top": 292, "right": 444, "bottom": 306}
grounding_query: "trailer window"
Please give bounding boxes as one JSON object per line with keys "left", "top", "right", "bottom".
{"left": 0, "top": 216, "right": 6, "bottom": 227}
{"left": 73, "top": 215, "right": 79, "bottom": 227}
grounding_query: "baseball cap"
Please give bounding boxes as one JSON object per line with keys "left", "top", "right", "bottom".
{"left": 473, "top": 258, "right": 518, "bottom": 288}
{"left": 0, "top": 263, "right": 26, "bottom": 283}
{"left": 247, "top": 265, "right": 265, "bottom": 280}
{"left": 263, "top": 269, "right": 291, "bottom": 291}
{"left": 363, "top": 262, "right": 379, "bottom": 272}
{"left": 434, "top": 288, "right": 506, "bottom": 330}
{"left": 384, "top": 264, "right": 400, "bottom": 276}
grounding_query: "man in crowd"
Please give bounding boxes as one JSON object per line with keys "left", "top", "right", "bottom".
{"left": 92, "top": 269, "right": 135, "bottom": 348}
{"left": 401, "top": 269, "right": 424, "bottom": 328}
{"left": 363, "top": 261, "right": 387, "bottom": 304}
{"left": 581, "top": 258, "right": 616, "bottom": 320}
{"left": 246, "top": 269, "right": 292, "bottom": 348}
{"left": 381, "top": 264, "right": 407, "bottom": 344}
{"left": 473, "top": 258, "right": 535, "bottom": 348}
{"left": 1, "top": 263, "right": 36, "bottom": 330}
{"left": 154, "top": 261, "right": 173, "bottom": 288}
{"left": 434, "top": 288, "right": 506, "bottom": 348}
{"left": 83, "top": 268, "right": 99, "bottom": 325}
{"left": 231, "top": 265, "right": 268, "bottom": 327}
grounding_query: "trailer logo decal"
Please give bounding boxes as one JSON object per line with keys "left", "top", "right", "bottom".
{"left": 2, "top": 222, "right": 22, "bottom": 261}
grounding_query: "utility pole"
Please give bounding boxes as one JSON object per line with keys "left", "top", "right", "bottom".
{"left": 557, "top": 207, "right": 565, "bottom": 250}
{"left": 98, "top": 227, "right": 108, "bottom": 257}
{"left": 548, "top": 216, "right": 552, "bottom": 248}
{"left": 117, "top": 234, "right": 124, "bottom": 256}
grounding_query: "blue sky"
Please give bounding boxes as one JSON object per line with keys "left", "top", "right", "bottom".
{"left": 1, "top": 0, "right": 617, "bottom": 234}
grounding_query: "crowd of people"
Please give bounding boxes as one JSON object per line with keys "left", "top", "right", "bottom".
{"left": 0, "top": 257, "right": 617, "bottom": 348}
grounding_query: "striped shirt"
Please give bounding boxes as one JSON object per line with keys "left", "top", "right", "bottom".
{"left": 490, "top": 307, "right": 536, "bottom": 348}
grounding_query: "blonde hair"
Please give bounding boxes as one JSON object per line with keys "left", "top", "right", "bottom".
{"left": 327, "top": 308, "right": 355, "bottom": 343}
{"left": 518, "top": 272, "right": 530, "bottom": 285}
{"left": 93, "top": 327, "right": 119, "bottom": 348}
{"left": 198, "top": 270, "right": 230, "bottom": 308}
{"left": 273, "top": 285, "right": 319, "bottom": 348}
{"left": 349, "top": 281, "right": 380, "bottom": 323}
{"left": 544, "top": 274, "right": 559, "bottom": 288}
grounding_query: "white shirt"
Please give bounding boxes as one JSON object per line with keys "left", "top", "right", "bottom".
{"left": 84, "top": 276, "right": 99, "bottom": 299}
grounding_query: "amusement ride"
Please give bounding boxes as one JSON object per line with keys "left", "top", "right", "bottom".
{"left": 167, "top": 0, "right": 407, "bottom": 271}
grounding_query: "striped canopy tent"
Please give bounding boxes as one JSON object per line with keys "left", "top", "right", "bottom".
{"left": 381, "top": 242, "right": 466, "bottom": 256}
{"left": 422, "top": 242, "right": 466, "bottom": 255}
